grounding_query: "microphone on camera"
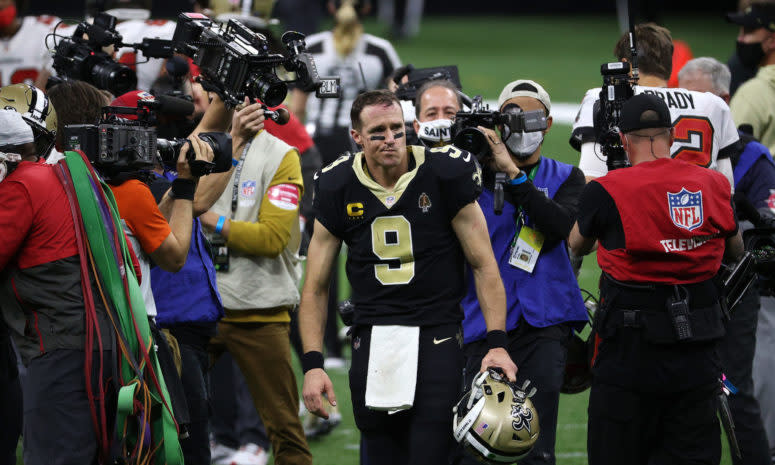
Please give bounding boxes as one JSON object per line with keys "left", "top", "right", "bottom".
{"left": 263, "top": 107, "right": 290, "bottom": 125}
{"left": 141, "top": 95, "right": 195, "bottom": 117}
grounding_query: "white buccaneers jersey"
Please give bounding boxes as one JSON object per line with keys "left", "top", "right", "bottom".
{"left": 0, "top": 16, "right": 59, "bottom": 87}
{"left": 303, "top": 31, "right": 401, "bottom": 134}
{"left": 571, "top": 85, "right": 740, "bottom": 184}
{"left": 115, "top": 19, "right": 176, "bottom": 92}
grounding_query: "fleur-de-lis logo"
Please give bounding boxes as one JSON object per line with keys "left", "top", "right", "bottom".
{"left": 511, "top": 404, "right": 533, "bottom": 433}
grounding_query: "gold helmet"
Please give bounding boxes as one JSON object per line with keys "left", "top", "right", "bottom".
{"left": 453, "top": 370, "right": 540, "bottom": 463}
{"left": 0, "top": 84, "right": 57, "bottom": 158}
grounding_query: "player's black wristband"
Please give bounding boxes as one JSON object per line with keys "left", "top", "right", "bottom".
{"left": 170, "top": 178, "right": 196, "bottom": 201}
{"left": 486, "top": 330, "right": 508, "bottom": 350}
{"left": 301, "top": 351, "right": 325, "bottom": 373}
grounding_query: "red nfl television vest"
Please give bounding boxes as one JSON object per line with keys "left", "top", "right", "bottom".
{"left": 595, "top": 158, "right": 736, "bottom": 284}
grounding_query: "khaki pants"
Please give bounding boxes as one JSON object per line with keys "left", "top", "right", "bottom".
{"left": 210, "top": 321, "right": 311, "bottom": 465}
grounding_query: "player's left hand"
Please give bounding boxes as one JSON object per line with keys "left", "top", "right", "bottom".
{"left": 477, "top": 125, "right": 520, "bottom": 179}
{"left": 480, "top": 348, "right": 518, "bottom": 382}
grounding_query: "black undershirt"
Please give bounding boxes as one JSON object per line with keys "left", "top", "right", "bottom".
{"left": 576, "top": 181, "right": 626, "bottom": 251}
{"left": 483, "top": 160, "right": 586, "bottom": 245}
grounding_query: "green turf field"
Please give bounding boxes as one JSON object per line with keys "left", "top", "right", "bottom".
{"left": 292, "top": 13, "right": 738, "bottom": 465}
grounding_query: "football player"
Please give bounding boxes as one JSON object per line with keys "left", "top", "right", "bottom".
{"left": 570, "top": 23, "right": 740, "bottom": 187}
{"left": 299, "top": 90, "right": 517, "bottom": 465}
{"left": 0, "top": 0, "right": 59, "bottom": 88}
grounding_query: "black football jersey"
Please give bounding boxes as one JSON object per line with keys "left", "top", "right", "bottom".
{"left": 313, "top": 145, "right": 483, "bottom": 326}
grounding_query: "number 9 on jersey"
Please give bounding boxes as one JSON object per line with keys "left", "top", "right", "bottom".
{"left": 371, "top": 216, "right": 415, "bottom": 285}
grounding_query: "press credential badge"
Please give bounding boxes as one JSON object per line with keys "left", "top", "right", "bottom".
{"left": 509, "top": 225, "right": 544, "bottom": 273}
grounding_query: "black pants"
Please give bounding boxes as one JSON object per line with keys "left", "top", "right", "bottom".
{"left": 22, "top": 349, "right": 116, "bottom": 465}
{"left": 176, "top": 342, "right": 212, "bottom": 465}
{"left": 588, "top": 380, "right": 720, "bottom": 465}
{"left": 350, "top": 324, "right": 463, "bottom": 465}
{"left": 0, "top": 332, "right": 21, "bottom": 465}
{"left": 588, "top": 327, "right": 722, "bottom": 465}
{"left": 460, "top": 323, "right": 570, "bottom": 465}
{"left": 718, "top": 287, "right": 771, "bottom": 465}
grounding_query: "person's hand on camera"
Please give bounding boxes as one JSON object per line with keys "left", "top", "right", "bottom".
{"left": 177, "top": 135, "right": 214, "bottom": 180}
{"left": 477, "top": 125, "right": 520, "bottom": 180}
{"left": 231, "top": 96, "right": 266, "bottom": 149}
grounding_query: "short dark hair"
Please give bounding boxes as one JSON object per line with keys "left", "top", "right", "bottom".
{"left": 614, "top": 23, "right": 673, "bottom": 81}
{"left": 414, "top": 79, "right": 462, "bottom": 118}
{"left": 350, "top": 90, "right": 401, "bottom": 130}
{"left": 48, "top": 81, "right": 111, "bottom": 148}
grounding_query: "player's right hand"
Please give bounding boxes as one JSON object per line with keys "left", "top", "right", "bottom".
{"left": 302, "top": 368, "right": 338, "bottom": 419}
{"left": 231, "top": 96, "right": 266, "bottom": 148}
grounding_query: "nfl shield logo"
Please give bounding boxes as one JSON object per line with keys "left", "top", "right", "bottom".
{"left": 241, "top": 180, "right": 256, "bottom": 198}
{"left": 667, "top": 188, "right": 704, "bottom": 231}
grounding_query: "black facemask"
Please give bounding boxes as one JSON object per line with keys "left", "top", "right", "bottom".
{"left": 737, "top": 40, "right": 766, "bottom": 69}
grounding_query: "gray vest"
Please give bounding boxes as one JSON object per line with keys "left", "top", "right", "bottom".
{"left": 211, "top": 130, "right": 302, "bottom": 310}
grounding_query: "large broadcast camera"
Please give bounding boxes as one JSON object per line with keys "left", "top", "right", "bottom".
{"left": 595, "top": 61, "right": 635, "bottom": 171}
{"left": 451, "top": 95, "right": 547, "bottom": 161}
{"left": 51, "top": 12, "right": 339, "bottom": 108}
{"left": 50, "top": 13, "right": 143, "bottom": 95}
{"left": 172, "top": 12, "right": 340, "bottom": 107}
{"left": 63, "top": 101, "right": 232, "bottom": 178}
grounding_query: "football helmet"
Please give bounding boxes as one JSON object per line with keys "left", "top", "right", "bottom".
{"left": 0, "top": 84, "right": 57, "bottom": 158}
{"left": 453, "top": 370, "right": 540, "bottom": 463}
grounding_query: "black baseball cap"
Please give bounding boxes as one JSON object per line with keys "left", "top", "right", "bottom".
{"left": 727, "top": 3, "right": 775, "bottom": 31}
{"left": 619, "top": 94, "right": 671, "bottom": 133}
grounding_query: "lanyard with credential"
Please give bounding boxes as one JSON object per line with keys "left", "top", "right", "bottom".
{"left": 230, "top": 141, "right": 252, "bottom": 218}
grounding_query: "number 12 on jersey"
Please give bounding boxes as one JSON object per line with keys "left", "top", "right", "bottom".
{"left": 371, "top": 216, "right": 415, "bottom": 285}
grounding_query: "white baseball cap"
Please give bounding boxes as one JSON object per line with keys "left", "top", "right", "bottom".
{"left": 497, "top": 79, "right": 551, "bottom": 115}
{"left": 0, "top": 110, "right": 34, "bottom": 146}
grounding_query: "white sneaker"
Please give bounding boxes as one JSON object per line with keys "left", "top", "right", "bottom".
{"left": 210, "top": 441, "right": 237, "bottom": 465}
{"left": 228, "top": 443, "right": 268, "bottom": 465}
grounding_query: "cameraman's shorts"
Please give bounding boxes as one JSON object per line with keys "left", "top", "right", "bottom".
{"left": 349, "top": 323, "right": 463, "bottom": 465}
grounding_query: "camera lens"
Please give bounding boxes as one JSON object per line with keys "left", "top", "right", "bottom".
{"left": 453, "top": 128, "right": 489, "bottom": 161}
{"left": 90, "top": 58, "right": 138, "bottom": 97}
{"left": 247, "top": 73, "right": 288, "bottom": 108}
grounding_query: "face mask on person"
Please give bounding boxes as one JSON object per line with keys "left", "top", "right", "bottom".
{"left": 737, "top": 40, "right": 766, "bottom": 68}
{"left": 503, "top": 130, "right": 544, "bottom": 160}
{"left": 0, "top": 5, "right": 16, "bottom": 29}
{"left": 416, "top": 118, "right": 453, "bottom": 146}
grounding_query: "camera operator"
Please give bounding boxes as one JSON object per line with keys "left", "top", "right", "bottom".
{"left": 569, "top": 94, "right": 743, "bottom": 465}
{"left": 0, "top": 107, "right": 118, "bottom": 465}
{"left": 570, "top": 23, "right": 740, "bottom": 187}
{"left": 412, "top": 79, "right": 461, "bottom": 147}
{"left": 458, "top": 80, "right": 587, "bottom": 465}
{"left": 197, "top": 95, "right": 311, "bottom": 464}
{"left": 678, "top": 56, "right": 773, "bottom": 465}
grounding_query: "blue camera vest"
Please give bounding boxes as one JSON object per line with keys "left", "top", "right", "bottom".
{"left": 151, "top": 173, "right": 224, "bottom": 327}
{"left": 734, "top": 138, "right": 775, "bottom": 186}
{"left": 461, "top": 157, "right": 587, "bottom": 344}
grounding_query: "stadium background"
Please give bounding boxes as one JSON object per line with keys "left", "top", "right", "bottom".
{"left": 14, "top": 2, "right": 740, "bottom": 464}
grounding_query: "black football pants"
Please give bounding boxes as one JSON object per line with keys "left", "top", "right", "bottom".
{"left": 350, "top": 323, "right": 463, "bottom": 465}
